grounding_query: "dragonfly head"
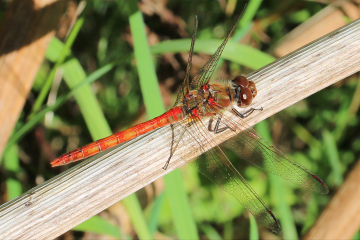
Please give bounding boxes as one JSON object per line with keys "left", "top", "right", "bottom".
{"left": 232, "top": 75, "right": 257, "bottom": 108}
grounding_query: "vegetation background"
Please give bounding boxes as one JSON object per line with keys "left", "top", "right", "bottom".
{"left": 1, "top": 0, "right": 360, "bottom": 239}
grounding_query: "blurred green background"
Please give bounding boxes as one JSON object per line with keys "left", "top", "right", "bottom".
{"left": 1, "top": 0, "right": 360, "bottom": 239}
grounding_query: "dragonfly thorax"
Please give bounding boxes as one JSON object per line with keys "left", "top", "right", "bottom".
{"left": 180, "top": 76, "right": 258, "bottom": 120}
{"left": 182, "top": 89, "right": 209, "bottom": 116}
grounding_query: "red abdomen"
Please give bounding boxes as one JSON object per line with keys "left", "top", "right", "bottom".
{"left": 51, "top": 107, "right": 184, "bottom": 167}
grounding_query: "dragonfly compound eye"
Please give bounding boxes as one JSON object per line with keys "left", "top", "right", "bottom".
{"left": 233, "top": 75, "right": 249, "bottom": 88}
{"left": 238, "top": 87, "right": 253, "bottom": 107}
{"left": 248, "top": 81, "right": 257, "bottom": 97}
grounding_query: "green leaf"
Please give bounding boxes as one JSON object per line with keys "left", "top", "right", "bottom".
{"left": 30, "top": 17, "right": 85, "bottom": 118}
{"left": 73, "top": 215, "right": 122, "bottom": 238}
{"left": 4, "top": 145, "right": 22, "bottom": 200}
{"left": 164, "top": 170, "right": 198, "bottom": 239}
{"left": 61, "top": 58, "right": 112, "bottom": 139}
{"left": 249, "top": 214, "right": 259, "bottom": 240}
{"left": 5, "top": 63, "right": 114, "bottom": 149}
{"left": 322, "top": 129, "right": 343, "bottom": 186}
{"left": 151, "top": 39, "right": 275, "bottom": 70}
{"left": 200, "top": 223, "right": 222, "bottom": 240}
{"left": 147, "top": 192, "right": 165, "bottom": 235}
{"left": 128, "top": 5, "right": 163, "bottom": 118}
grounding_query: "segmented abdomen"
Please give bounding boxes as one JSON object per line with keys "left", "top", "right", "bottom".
{"left": 51, "top": 107, "right": 184, "bottom": 167}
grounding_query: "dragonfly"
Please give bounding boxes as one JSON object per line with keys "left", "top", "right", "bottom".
{"left": 51, "top": 7, "right": 328, "bottom": 235}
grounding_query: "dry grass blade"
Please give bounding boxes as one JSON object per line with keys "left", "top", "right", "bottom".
{"left": 1, "top": 18, "right": 360, "bottom": 239}
{"left": 0, "top": 0, "right": 67, "bottom": 158}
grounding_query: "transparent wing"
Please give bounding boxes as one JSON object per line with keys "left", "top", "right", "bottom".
{"left": 195, "top": 147, "right": 281, "bottom": 234}
{"left": 190, "top": 6, "right": 247, "bottom": 89}
{"left": 174, "top": 16, "right": 198, "bottom": 106}
{"left": 224, "top": 129, "right": 328, "bottom": 194}
{"left": 208, "top": 105, "right": 329, "bottom": 194}
{"left": 183, "top": 116, "right": 282, "bottom": 235}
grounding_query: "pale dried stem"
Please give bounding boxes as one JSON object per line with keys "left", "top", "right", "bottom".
{"left": 0, "top": 0, "right": 66, "bottom": 159}
{"left": 1, "top": 18, "right": 360, "bottom": 239}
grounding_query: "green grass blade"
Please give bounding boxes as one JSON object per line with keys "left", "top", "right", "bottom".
{"left": 352, "top": 229, "right": 360, "bottom": 240}
{"left": 322, "top": 129, "right": 343, "bottom": 186}
{"left": 122, "top": 197, "right": 153, "bottom": 240}
{"left": 164, "top": 170, "right": 198, "bottom": 239}
{"left": 301, "top": 197, "right": 319, "bottom": 234}
{"left": 249, "top": 214, "right": 259, "bottom": 240}
{"left": 292, "top": 123, "right": 322, "bottom": 157}
{"left": 200, "top": 223, "right": 222, "bottom": 240}
{"left": 61, "top": 58, "right": 112, "bottom": 139}
{"left": 128, "top": 5, "right": 163, "bottom": 118}
{"left": 127, "top": 1, "right": 198, "bottom": 239}
{"left": 256, "top": 120, "right": 298, "bottom": 239}
{"left": 228, "top": 0, "right": 263, "bottom": 43}
{"left": 5, "top": 62, "right": 114, "bottom": 148}
{"left": 30, "top": 17, "right": 85, "bottom": 118}
{"left": 4, "top": 145, "right": 22, "bottom": 200}
{"left": 268, "top": 174, "right": 297, "bottom": 239}
{"left": 151, "top": 39, "right": 275, "bottom": 70}
{"left": 73, "top": 215, "right": 122, "bottom": 238}
{"left": 239, "top": 0, "right": 263, "bottom": 29}
{"left": 147, "top": 192, "right": 165, "bottom": 235}
{"left": 46, "top": 37, "right": 67, "bottom": 62}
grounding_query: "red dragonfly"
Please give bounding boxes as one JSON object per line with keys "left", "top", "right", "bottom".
{"left": 51, "top": 8, "right": 328, "bottom": 234}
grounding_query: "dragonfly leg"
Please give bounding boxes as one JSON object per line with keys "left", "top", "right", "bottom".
{"left": 232, "top": 107, "right": 263, "bottom": 119}
{"left": 208, "top": 115, "right": 236, "bottom": 134}
{"left": 163, "top": 123, "right": 189, "bottom": 170}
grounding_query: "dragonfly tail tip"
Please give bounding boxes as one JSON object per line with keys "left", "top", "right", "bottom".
{"left": 51, "top": 159, "right": 61, "bottom": 167}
